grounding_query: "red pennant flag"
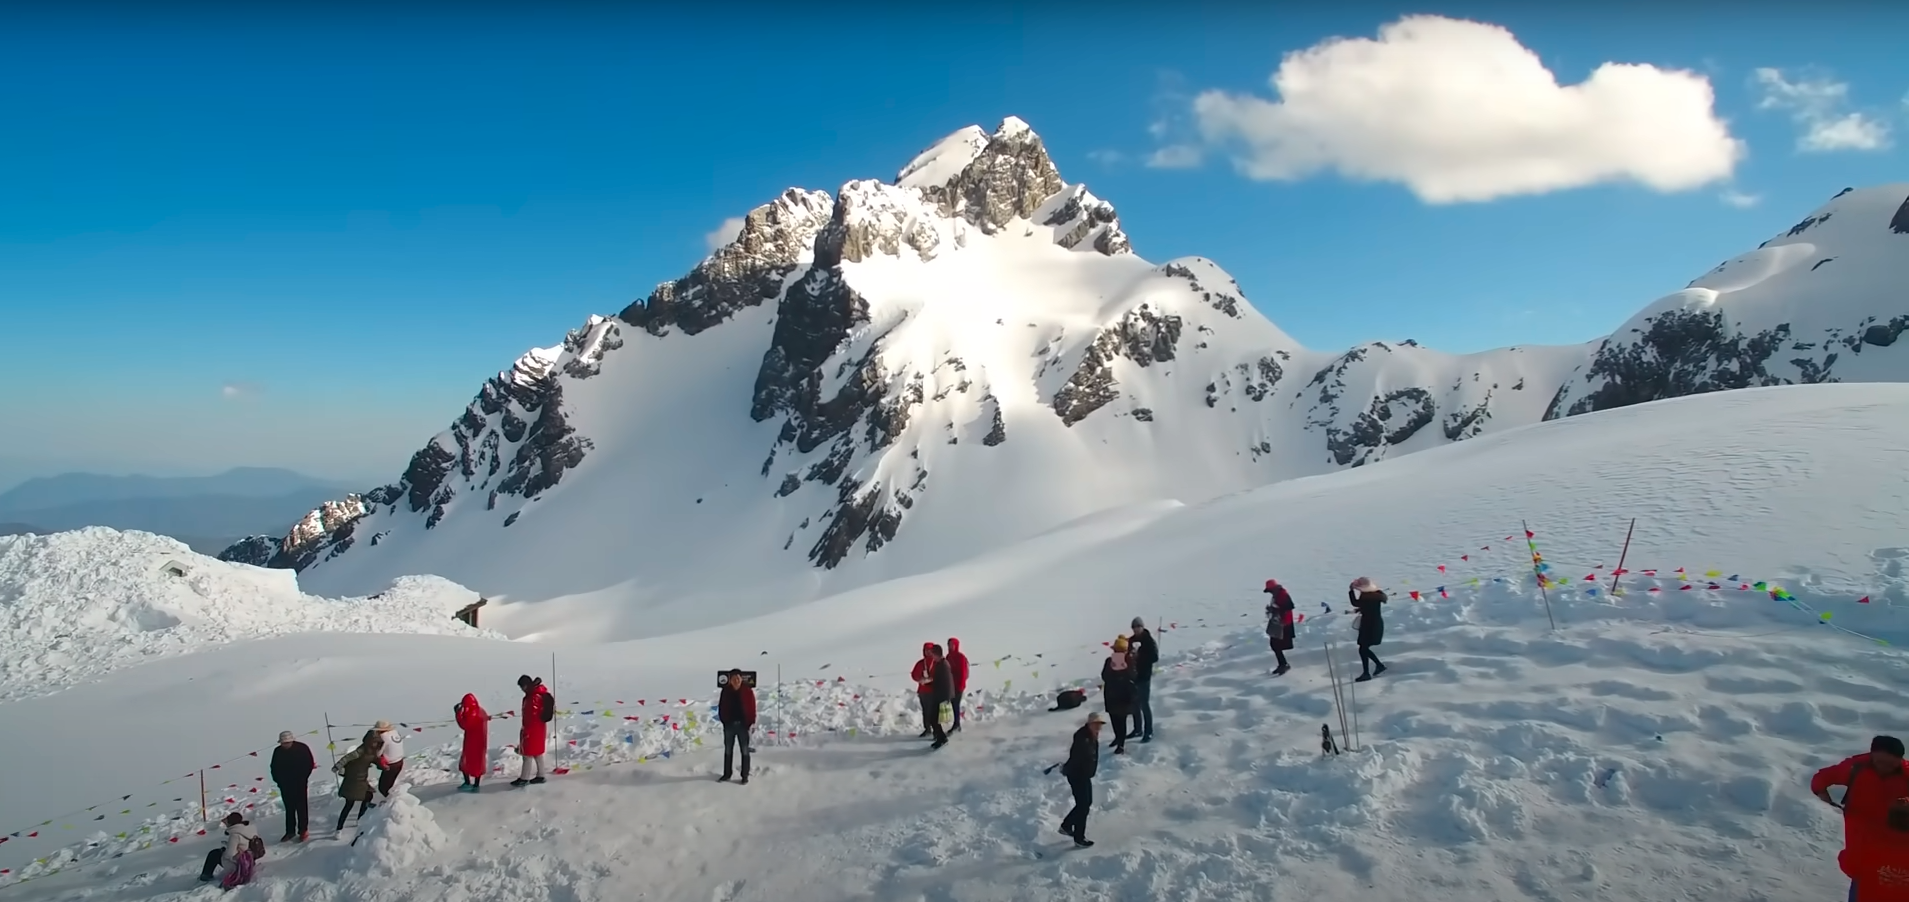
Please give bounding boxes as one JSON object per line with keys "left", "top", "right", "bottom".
{"left": 1643, "top": 570, "right": 1657, "bottom": 576}
{"left": 1437, "top": 564, "right": 1446, "bottom": 573}
{"left": 1295, "top": 613, "right": 1306, "bottom": 624}
{"left": 1707, "top": 583, "right": 1721, "bottom": 590}
{"left": 1505, "top": 535, "right": 1515, "bottom": 542}
{"left": 1460, "top": 554, "right": 1470, "bottom": 562}
{"left": 1524, "top": 530, "right": 1534, "bottom": 539}
{"left": 1680, "top": 585, "right": 1693, "bottom": 591}
{"left": 678, "top": 699, "right": 687, "bottom": 705}
{"left": 196, "top": 829, "right": 206, "bottom": 836}
{"left": 568, "top": 740, "right": 577, "bottom": 746}
{"left": 616, "top": 701, "right": 624, "bottom": 705}
{"left": 1859, "top": 596, "right": 1872, "bottom": 604}
{"left": 1438, "top": 588, "right": 1449, "bottom": 599}
{"left": 1585, "top": 574, "right": 1597, "bottom": 581}
{"left": 168, "top": 837, "right": 179, "bottom": 843}
{"left": 638, "top": 700, "right": 645, "bottom": 705}
{"left": 1409, "top": 590, "right": 1421, "bottom": 601}
{"left": 248, "top": 751, "right": 258, "bottom": 757}
{"left": 1648, "top": 587, "right": 1661, "bottom": 594}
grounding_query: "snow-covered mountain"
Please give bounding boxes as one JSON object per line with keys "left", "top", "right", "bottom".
{"left": 225, "top": 119, "right": 1909, "bottom": 609}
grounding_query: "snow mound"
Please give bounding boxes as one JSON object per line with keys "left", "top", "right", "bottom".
{"left": 0, "top": 527, "right": 501, "bottom": 701}
{"left": 349, "top": 785, "right": 450, "bottom": 877}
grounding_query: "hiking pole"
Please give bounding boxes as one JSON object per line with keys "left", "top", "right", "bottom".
{"left": 1347, "top": 656, "right": 1361, "bottom": 752}
{"left": 1043, "top": 761, "right": 1065, "bottom": 775}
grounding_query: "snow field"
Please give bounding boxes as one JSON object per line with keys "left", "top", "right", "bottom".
{"left": 0, "top": 529, "right": 500, "bottom": 702}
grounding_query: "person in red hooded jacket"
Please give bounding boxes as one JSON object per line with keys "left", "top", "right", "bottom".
{"left": 511, "top": 675, "right": 554, "bottom": 787}
{"left": 1815, "top": 735, "right": 1909, "bottom": 901}
{"left": 1264, "top": 578, "right": 1296, "bottom": 676}
{"left": 910, "top": 643, "right": 937, "bottom": 738}
{"left": 1843, "top": 800, "right": 1909, "bottom": 902}
{"left": 454, "top": 693, "right": 489, "bottom": 793}
{"left": 946, "top": 638, "right": 970, "bottom": 733}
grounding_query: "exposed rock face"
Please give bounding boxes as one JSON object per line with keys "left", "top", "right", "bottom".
{"left": 1041, "top": 185, "right": 1132, "bottom": 257}
{"left": 217, "top": 535, "right": 278, "bottom": 567}
{"left": 1300, "top": 345, "right": 1441, "bottom": 466}
{"left": 915, "top": 116, "right": 1066, "bottom": 235}
{"left": 1160, "top": 260, "right": 1246, "bottom": 319}
{"left": 1543, "top": 307, "right": 1792, "bottom": 419}
{"left": 619, "top": 189, "right": 834, "bottom": 336}
{"left": 1893, "top": 195, "right": 1909, "bottom": 235}
{"left": 1052, "top": 305, "right": 1185, "bottom": 427}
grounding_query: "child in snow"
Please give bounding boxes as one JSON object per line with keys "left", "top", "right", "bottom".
{"left": 333, "top": 731, "right": 383, "bottom": 832}
{"left": 1348, "top": 577, "right": 1387, "bottom": 682}
{"left": 1264, "top": 579, "right": 1296, "bottom": 676}
{"left": 1100, "top": 636, "right": 1137, "bottom": 755}
{"left": 454, "top": 694, "right": 489, "bottom": 792}
{"left": 198, "top": 812, "right": 260, "bottom": 887}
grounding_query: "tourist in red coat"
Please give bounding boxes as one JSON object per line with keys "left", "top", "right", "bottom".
{"left": 947, "top": 637, "right": 971, "bottom": 732}
{"left": 454, "top": 693, "right": 489, "bottom": 793}
{"left": 511, "top": 675, "right": 554, "bottom": 787}
{"left": 718, "top": 669, "right": 757, "bottom": 784}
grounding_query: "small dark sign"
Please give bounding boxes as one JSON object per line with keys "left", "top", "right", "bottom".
{"left": 716, "top": 670, "right": 758, "bottom": 688}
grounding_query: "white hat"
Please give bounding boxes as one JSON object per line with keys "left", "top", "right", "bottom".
{"left": 277, "top": 731, "right": 295, "bottom": 743}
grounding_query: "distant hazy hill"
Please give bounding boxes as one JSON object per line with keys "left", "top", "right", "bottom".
{"left": 0, "top": 469, "right": 353, "bottom": 552}
{"left": 0, "top": 467, "right": 349, "bottom": 513}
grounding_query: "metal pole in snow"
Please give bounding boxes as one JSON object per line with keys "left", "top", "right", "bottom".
{"left": 199, "top": 770, "right": 207, "bottom": 823}
{"left": 1524, "top": 519, "right": 1558, "bottom": 631}
{"left": 1610, "top": 518, "right": 1637, "bottom": 599}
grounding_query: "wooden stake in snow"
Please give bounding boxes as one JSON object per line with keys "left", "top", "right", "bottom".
{"left": 1610, "top": 518, "right": 1637, "bottom": 598}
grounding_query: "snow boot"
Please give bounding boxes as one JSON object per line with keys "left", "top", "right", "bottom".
{"left": 1374, "top": 663, "right": 1388, "bottom": 677}
{"left": 299, "top": 831, "right": 308, "bottom": 843}
{"left": 509, "top": 778, "right": 529, "bottom": 787}
{"left": 931, "top": 739, "right": 947, "bottom": 750}
{"left": 739, "top": 776, "right": 749, "bottom": 785}
{"left": 918, "top": 729, "right": 932, "bottom": 739}
{"left": 1354, "top": 673, "right": 1372, "bottom": 683}
{"left": 1272, "top": 664, "right": 1291, "bottom": 676}
{"left": 529, "top": 776, "right": 546, "bottom": 785}
{"left": 718, "top": 775, "right": 732, "bottom": 783}
{"left": 1073, "top": 836, "right": 1095, "bottom": 848}
{"left": 281, "top": 833, "right": 295, "bottom": 842}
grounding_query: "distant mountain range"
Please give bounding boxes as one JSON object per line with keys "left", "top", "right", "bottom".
{"left": 0, "top": 468, "right": 353, "bottom": 554}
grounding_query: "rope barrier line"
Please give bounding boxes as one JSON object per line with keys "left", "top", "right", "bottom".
{"left": 3, "top": 521, "right": 1895, "bottom": 886}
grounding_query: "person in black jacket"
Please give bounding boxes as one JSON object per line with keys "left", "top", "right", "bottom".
{"left": 269, "top": 731, "right": 316, "bottom": 842}
{"left": 1348, "top": 577, "right": 1387, "bottom": 682}
{"left": 717, "top": 669, "right": 757, "bottom": 784}
{"left": 1127, "top": 618, "right": 1159, "bottom": 743}
{"left": 1057, "top": 712, "right": 1103, "bottom": 847}
{"left": 928, "top": 644, "right": 954, "bottom": 750}
{"left": 1100, "top": 637, "right": 1137, "bottom": 755}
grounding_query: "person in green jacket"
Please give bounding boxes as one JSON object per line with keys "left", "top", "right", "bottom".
{"left": 332, "top": 731, "right": 383, "bottom": 833}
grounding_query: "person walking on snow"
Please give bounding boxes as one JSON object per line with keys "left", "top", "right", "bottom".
{"left": 1842, "top": 799, "right": 1909, "bottom": 902}
{"left": 512, "top": 674, "right": 554, "bottom": 787}
{"left": 1264, "top": 579, "right": 1297, "bottom": 676}
{"left": 718, "top": 669, "right": 758, "bottom": 784}
{"left": 1100, "top": 636, "right": 1137, "bottom": 755}
{"left": 332, "top": 731, "right": 382, "bottom": 832}
{"left": 1056, "top": 712, "right": 1103, "bottom": 848}
{"left": 911, "top": 643, "right": 938, "bottom": 738}
{"left": 268, "top": 730, "right": 316, "bottom": 842}
{"left": 1814, "top": 735, "right": 1909, "bottom": 901}
{"left": 1348, "top": 577, "right": 1387, "bottom": 682}
{"left": 1127, "top": 618, "right": 1158, "bottom": 743}
{"left": 454, "top": 693, "right": 489, "bottom": 793}
{"left": 946, "top": 637, "right": 970, "bottom": 733}
{"left": 372, "top": 719, "right": 406, "bottom": 799}
{"left": 198, "top": 812, "right": 261, "bottom": 885}
{"left": 927, "top": 644, "right": 954, "bottom": 749}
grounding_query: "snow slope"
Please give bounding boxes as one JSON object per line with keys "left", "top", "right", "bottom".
{"left": 5, "top": 382, "right": 1906, "bottom": 898}
{"left": 0, "top": 528, "right": 499, "bottom": 702}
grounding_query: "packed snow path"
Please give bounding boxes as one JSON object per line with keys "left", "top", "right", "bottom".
{"left": 9, "top": 583, "right": 1894, "bottom": 902}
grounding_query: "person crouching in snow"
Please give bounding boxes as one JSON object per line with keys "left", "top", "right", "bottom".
{"left": 1100, "top": 636, "right": 1137, "bottom": 755}
{"left": 333, "top": 731, "right": 383, "bottom": 832}
{"left": 373, "top": 719, "right": 406, "bottom": 799}
{"left": 1842, "top": 798, "right": 1909, "bottom": 902}
{"left": 198, "top": 811, "right": 261, "bottom": 886}
{"left": 454, "top": 693, "right": 489, "bottom": 792}
{"left": 910, "top": 642, "right": 938, "bottom": 738}
{"left": 1348, "top": 577, "right": 1387, "bottom": 682}
{"left": 718, "top": 669, "right": 757, "bottom": 784}
{"left": 1264, "top": 579, "right": 1296, "bottom": 676}
{"left": 513, "top": 674, "right": 554, "bottom": 787}
{"left": 946, "top": 637, "right": 970, "bottom": 733}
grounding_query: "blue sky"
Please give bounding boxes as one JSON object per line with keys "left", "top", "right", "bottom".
{"left": 2, "top": 2, "right": 1905, "bottom": 490}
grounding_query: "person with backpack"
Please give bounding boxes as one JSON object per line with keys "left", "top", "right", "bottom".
{"left": 1348, "top": 577, "right": 1387, "bottom": 682}
{"left": 269, "top": 730, "right": 316, "bottom": 842}
{"left": 1056, "top": 712, "right": 1103, "bottom": 848}
{"left": 718, "top": 669, "right": 758, "bottom": 784}
{"left": 332, "top": 731, "right": 382, "bottom": 832}
{"left": 512, "top": 674, "right": 555, "bottom": 787}
{"left": 198, "top": 811, "right": 262, "bottom": 886}
{"left": 372, "top": 719, "right": 406, "bottom": 799}
{"left": 1813, "top": 735, "right": 1909, "bottom": 900}
{"left": 1264, "top": 579, "right": 1296, "bottom": 676}
{"left": 1100, "top": 636, "right": 1137, "bottom": 755}
{"left": 910, "top": 643, "right": 938, "bottom": 738}
{"left": 946, "top": 637, "right": 970, "bottom": 733}
{"left": 454, "top": 693, "right": 489, "bottom": 793}
{"left": 1842, "top": 799, "right": 1909, "bottom": 902}
{"left": 1127, "top": 618, "right": 1158, "bottom": 743}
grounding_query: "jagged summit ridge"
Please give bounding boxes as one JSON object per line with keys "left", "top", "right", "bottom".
{"left": 234, "top": 137, "right": 1909, "bottom": 604}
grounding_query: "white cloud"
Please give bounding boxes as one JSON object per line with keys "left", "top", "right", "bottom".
{"left": 1164, "top": 15, "right": 1743, "bottom": 203}
{"left": 1719, "top": 189, "right": 1762, "bottom": 209}
{"left": 1085, "top": 149, "right": 1126, "bottom": 167}
{"left": 704, "top": 216, "right": 746, "bottom": 252}
{"left": 1752, "top": 68, "right": 1891, "bottom": 152}
{"left": 220, "top": 382, "right": 260, "bottom": 400}
{"left": 1147, "top": 145, "right": 1204, "bottom": 169}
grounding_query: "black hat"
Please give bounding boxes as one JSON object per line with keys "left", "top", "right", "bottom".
{"left": 1874, "top": 735, "right": 1905, "bottom": 757}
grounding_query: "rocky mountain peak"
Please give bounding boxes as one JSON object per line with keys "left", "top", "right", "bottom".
{"left": 899, "top": 118, "right": 1067, "bottom": 235}
{"left": 620, "top": 188, "right": 834, "bottom": 337}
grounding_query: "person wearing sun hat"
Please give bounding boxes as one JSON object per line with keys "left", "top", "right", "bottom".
{"left": 372, "top": 719, "right": 406, "bottom": 799}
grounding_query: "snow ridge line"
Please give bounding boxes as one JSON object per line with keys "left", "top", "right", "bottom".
{"left": 4, "top": 524, "right": 1897, "bottom": 883}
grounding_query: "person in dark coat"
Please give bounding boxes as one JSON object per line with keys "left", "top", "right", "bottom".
{"left": 268, "top": 730, "right": 316, "bottom": 842}
{"left": 1349, "top": 577, "right": 1387, "bottom": 682}
{"left": 1100, "top": 637, "right": 1137, "bottom": 755}
{"left": 332, "top": 732, "right": 383, "bottom": 832}
{"left": 927, "top": 644, "right": 954, "bottom": 749}
{"left": 946, "top": 637, "right": 970, "bottom": 733}
{"left": 1127, "top": 618, "right": 1158, "bottom": 742}
{"left": 910, "top": 642, "right": 938, "bottom": 738}
{"left": 1057, "top": 712, "right": 1103, "bottom": 847}
{"left": 718, "top": 669, "right": 758, "bottom": 784}
{"left": 1264, "top": 579, "right": 1296, "bottom": 676}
